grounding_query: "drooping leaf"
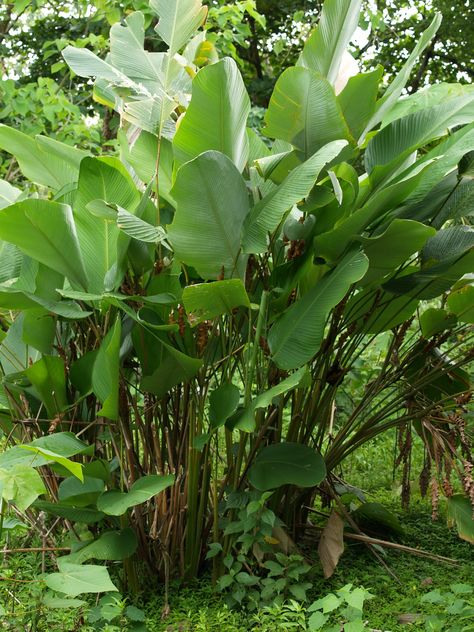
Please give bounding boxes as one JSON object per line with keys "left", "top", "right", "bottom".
{"left": 151, "top": 0, "right": 208, "bottom": 55}
{"left": 73, "top": 157, "right": 140, "bottom": 293}
{"left": 97, "top": 474, "right": 174, "bottom": 516}
{"left": 269, "top": 250, "right": 369, "bottom": 370}
{"left": 45, "top": 560, "right": 118, "bottom": 597}
{"left": 33, "top": 500, "right": 105, "bottom": 524}
{"left": 337, "top": 67, "right": 383, "bottom": 141}
{"left": 168, "top": 151, "right": 249, "bottom": 279}
{"left": 24, "top": 356, "right": 68, "bottom": 418}
{"left": 298, "top": 0, "right": 362, "bottom": 85}
{"left": 420, "top": 308, "right": 458, "bottom": 338}
{"left": 0, "top": 126, "right": 88, "bottom": 190}
{"left": 365, "top": 94, "right": 474, "bottom": 174}
{"left": 66, "top": 529, "right": 137, "bottom": 564}
{"left": 59, "top": 476, "right": 105, "bottom": 508}
{"left": 352, "top": 502, "right": 404, "bottom": 535}
{"left": 0, "top": 464, "right": 46, "bottom": 511}
{"left": 264, "top": 67, "right": 352, "bottom": 160}
{"left": 117, "top": 206, "right": 168, "bottom": 244}
{"left": 243, "top": 140, "right": 348, "bottom": 253}
{"left": 248, "top": 442, "right": 326, "bottom": 491}
{"left": 447, "top": 494, "right": 474, "bottom": 544}
{"left": 183, "top": 280, "right": 250, "bottom": 326}
{"left": 360, "top": 13, "right": 442, "bottom": 140}
{"left": 0, "top": 432, "right": 90, "bottom": 470}
{"left": 20, "top": 446, "right": 84, "bottom": 481}
{"left": 0, "top": 199, "right": 88, "bottom": 290}
{"left": 232, "top": 367, "right": 308, "bottom": 432}
{"left": 173, "top": 58, "right": 250, "bottom": 172}
{"left": 209, "top": 383, "right": 240, "bottom": 430}
{"left": 447, "top": 286, "right": 474, "bottom": 323}
{"left": 359, "top": 219, "right": 435, "bottom": 285}
{"left": 92, "top": 317, "right": 121, "bottom": 421}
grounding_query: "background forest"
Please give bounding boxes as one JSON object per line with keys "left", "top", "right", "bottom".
{"left": 0, "top": 1, "right": 473, "bottom": 631}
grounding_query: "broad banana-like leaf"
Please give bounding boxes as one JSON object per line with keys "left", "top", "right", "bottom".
{"left": 359, "top": 219, "right": 436, "bottom": 284}
{"left": 92, "top": 317, "right": 121, "bottom": 421}
{"left": 0, "top": 199, "right": 88, "bottom": 289}
{"left": 360, "top": 13, "right": 442, "bottom": 141}
{"left": 248, "top": 442, "right": 326, "bottom": 491}
{"left": 183, "top": 279, "right": 250, "bottom": 326}
{"left": 382, "top": 82, "right": 474, "bottom": 127}
{"left": 173, "top": 58, "right": 250, "bottom": 172}
{"left": 0, "top": 432, "right": 90, "bottom": 470}
{"left": 298, "top": 0, "right": 362, "bottom": 85}
{"left": 384, "top": 226, "right": 474, "bottom": 299}
{"left": 168, "top": 151, "right": 250, "bottom": 279}
{"left": 337, "top": 67, "right": 383, "bottom": 141}
{"left": 151, "top": 0, "right": 208, "bottom": 55}
{"left": 243, "top": 140, "right": 348, "bottom": 253}
{"left": 264, "top": 67, "right": 352, "bottom": 159}
{"left": 73, "top": 157, "right": 140, "bottom": 293}
{"left": 119, "top": 130, "right": 175, "bottom": 203}
{"left": 0, "top": 126, "right": 88, "bottom": 190}
{"left": 0, "top": 178, "right": 21, "bottom": 209}
{"left": 269, "top": 249, "right": 369, "bottom": 370}
{"left": 25, "top": 356, "right": 68, "bottom": 418}
{"left": 65, "top": 529, "right": 137, "bottom": 564}
{"left": 447, "top": 286, "right": 474, "bottom": 324}
{"left": 97, "top": 474, "right": 175, "bottom": 515}
{"left": 45, "top": 560, "right": 118, "bottom": 597}
{"left": 63, "top": 12, "right": 179, "bottom": 134}
{"left": 315, "top": 166, "right": 429, "bottom": 261}
{"left": 366, "top": 94, "right": 474, "bottom": 174}
{"left": 233, "top": 367, "right": 308, "bottom": 432}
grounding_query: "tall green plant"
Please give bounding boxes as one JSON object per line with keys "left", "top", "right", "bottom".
{"left": 0, "top": 0, "right": 472, "bottom": 596}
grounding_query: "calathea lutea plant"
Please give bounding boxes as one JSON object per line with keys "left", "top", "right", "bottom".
{"left": 0, "top": 0, "right": 473, "bottom": 600}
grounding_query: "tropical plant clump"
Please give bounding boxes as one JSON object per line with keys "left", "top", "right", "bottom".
{"left": 0, "top": 0, "right": 473, "bottom": 608}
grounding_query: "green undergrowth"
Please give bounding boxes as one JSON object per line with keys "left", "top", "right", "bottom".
{"left": 0, "top": 494, "right": 472, "bottom": 631}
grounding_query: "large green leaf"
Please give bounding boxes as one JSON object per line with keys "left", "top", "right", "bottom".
{"left": 209, "top": 383, "right": 240, "bottom": 430}
{"left": 66, "top": 529, "right": 137, "bottom": 564}
{"left": 243, "top": 140, "right": 348, "bottom": 254}
{"left": 45, "top": 560, "right": 118, "bottom": 597}
{"left": 360, "top": 13, "right": 442, "bottom": 140}
{"left": 183, "top": 279, "right": 250, "bottom": 326}
{"left": 233, "top": 367, "right": 308, "bottom": 432}
{"left": 264, "top": 67, "right": 352, "bottom": 159}
{"left": 151, "top": 0, "right": 207, "bottom": 55}
{"left": 0, "top": 432, "right": 89, "bottom": 470}
{"left": 24, "top": 356, "right": 68, "bottom": 418}
{"left": 0, "top": 199, "right": 88, "bottom": 289}
{"left": 366, "top": 94, "right": 474, "bottom": 174}
{"left": 63, "top": 13, "right": 178, "bottom": 134}
{"left": 0, "top": 179, "right": 21, "bottom": 209}
{"left": 59, "top": 476, "right": 105, "bottom": 508}
{"left": 447, "top": 494, "right": 474, "bottom": 544}
{"left": 97, "top": 474, "right": 174, "bottom": 516}
{"left": 298, "top": 0, "right": 362, "bottom": 85}
{"left": 20, "top": 446, "right": 84, "bottom": 481}
{"left": 92, "top": 317, "right": 121, "bottom": 421}
{"left": 359, "top": 219, "right": 436, "bottom": 284}
{"left": 34, "top": 500, "right": 105, "bottom": 524}
{"left": 447, "top": 286, "right": 474, "bottom": 323}
{"left": 269, "top": 250, "right": 369, "bottom": 370}
{"left": 0, "top": 126, "right": 88, "bottom": 190}
{"left": 384, "top": 226, "right": 474, "bottom": 299}
{"left": 174, "top": 58, "right": 250, "bottom": 171}
{"left": 0, "top": 464, "right": 46, "bottom": 511}
{"left": 382, "top": 82, "right": 474, "bottom": 127}
{"left": 168, "top": 151, "right": 249, "bottom": 279}
{"left": 337, "top": 67, "right": 383, "bottom": 141}
{"left": 73, "top": 157, "right": 140, "bottom": 293}
{"left": 248, "top": 442, "right": 326, "bottom": 491}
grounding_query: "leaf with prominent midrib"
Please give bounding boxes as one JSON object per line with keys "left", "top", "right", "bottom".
{"left": 97, "top": 474, "right": 174, "bottom": 516}
{"left": 151, "top": 0, "right": 208, "bottom": 55}
{"left": 45, "top": 560, "right": 118, "bottom": 597}
{"left": 269, "top": 250, "right": 369, "bottom": 370}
